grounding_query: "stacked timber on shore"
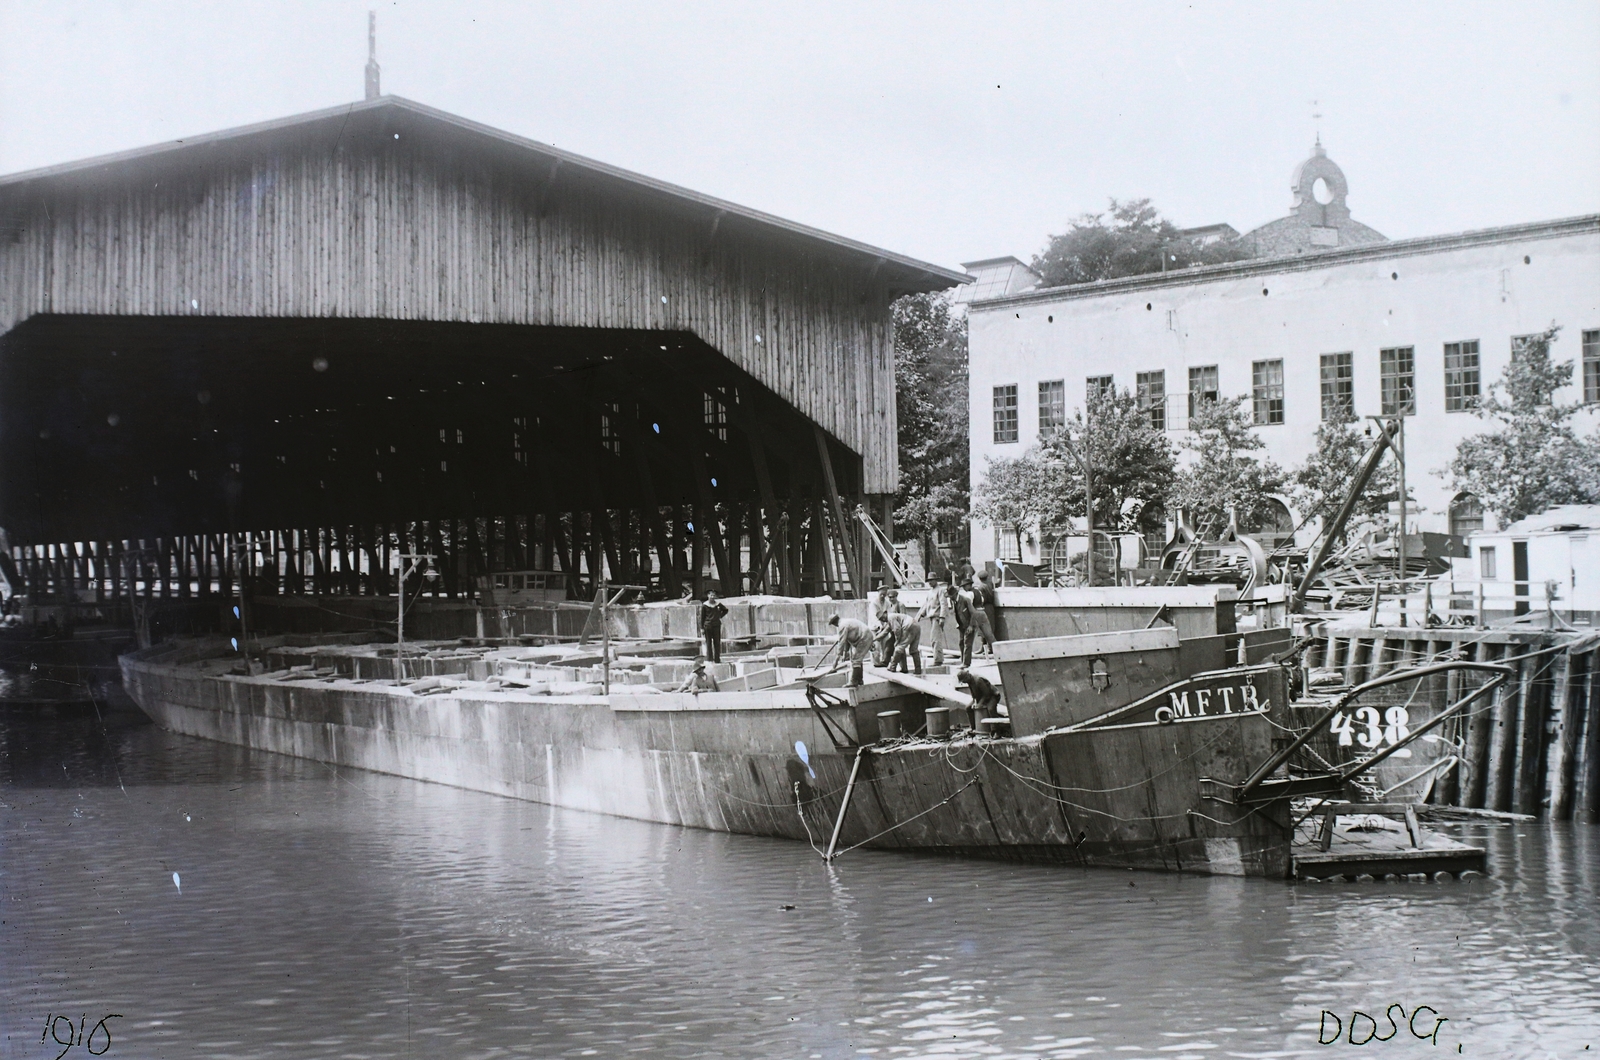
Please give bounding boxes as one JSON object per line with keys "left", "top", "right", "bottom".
{"left": 1307, "top": 624, "right": 1600, "bottom": 822}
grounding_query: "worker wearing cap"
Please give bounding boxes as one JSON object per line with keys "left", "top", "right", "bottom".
{"left": 884, "top": 610, "right": 923, "bottom": 675}
{"left": 699, "top": 590, "right": 729, "bottom": 663}
{"left": 946, "top": 581, "right": 975, "bottom": 668}
{"left": 917, "top": 577, "right": 951, "bottom": 666}
{"left": 968, "top": 573, "right": 999, "bottom": 658}
{"left": 827, "top": 613, "right": 874, "bottom": 686}
{"left": 676, "top": 658, "right": 720, "bottom": 693}
{"left": 874, "top": 585, "right": 903, "bottom": 624}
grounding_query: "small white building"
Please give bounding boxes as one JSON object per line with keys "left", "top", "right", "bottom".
{"left": 961, "top": 144, "right": 1600, "bottom": 570}
{"left": 1459, "top": 505, "right": 1600, "bottom": 625}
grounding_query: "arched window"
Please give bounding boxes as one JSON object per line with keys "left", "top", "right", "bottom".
{"left": 1450, "top": 493, "right": 1484, "bottom": 537}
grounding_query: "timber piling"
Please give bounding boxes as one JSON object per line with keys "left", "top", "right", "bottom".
{"left": 1308, "top": 624, "right": 1600, "bottom": 820}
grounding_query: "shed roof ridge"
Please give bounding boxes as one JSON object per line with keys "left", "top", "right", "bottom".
{"left": 0, "top": 94, "right": 969, "bottom": 288}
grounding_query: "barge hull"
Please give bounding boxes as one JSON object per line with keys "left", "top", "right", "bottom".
{"left": 121, "top": 646, "right": 1292, "bottom": 876}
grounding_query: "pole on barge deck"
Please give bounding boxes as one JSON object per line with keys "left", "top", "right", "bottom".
{"left": 395, "top": 552, "right": 437, "bottom": 679}
{"left": 825, "top": 745, "right": 870, "bottom": 861}
{"left": 233, "top": 538, "right": 251, "bottom": 668}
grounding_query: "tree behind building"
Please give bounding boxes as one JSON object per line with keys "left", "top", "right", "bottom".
{"left": 1031, "top": 198, "right": 1253, "bottom": 287}
{"left": 1443, "top": 324, "right": 1600, "bottom": 524}
{"left": 892, "top": 293, "right": 970, "bottom": 559}
{"left": 1291, "top": 408, "right": 1398, "bottom": 539}
{"left": 974, "top": 388, "right": 1176, "bottom": 579}
{"left": 1173, "top": 396, "right": 1288, "bottom": 535}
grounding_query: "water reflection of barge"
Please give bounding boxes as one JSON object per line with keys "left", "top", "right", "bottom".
{"left": 122, "top": 586, "right": 1494, "bottom": 879}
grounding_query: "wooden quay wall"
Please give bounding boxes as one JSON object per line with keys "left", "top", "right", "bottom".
{"left": 1306, "top": 624, "right": 1600, "bottom": 822}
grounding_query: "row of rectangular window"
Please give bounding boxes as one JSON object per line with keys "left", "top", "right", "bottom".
{"left": 992, "top": 332, "right": 1600, "bottom": 442}
{"left": 1583, "top": 329, "right": 1600, "bottom": 404}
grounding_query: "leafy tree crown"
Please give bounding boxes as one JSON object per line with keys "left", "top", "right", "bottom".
{"left": 1031, "top": 198, "right": 1254, "bottom": 287}
{"left": 1443, "top": 324, "right": 1600, "bottom": 523}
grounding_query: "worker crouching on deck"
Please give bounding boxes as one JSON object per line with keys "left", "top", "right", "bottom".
{"left": 884, "top": 611, "right": 923, "bottom": 675}
{"left": 699, "top": 590, "right": 729, "bottom": 663}
{"left": 956, "top": 668, "right": 1001, "bottom": 727}
{"left": 827, "top": 613, "right": 874, "bottom": 687}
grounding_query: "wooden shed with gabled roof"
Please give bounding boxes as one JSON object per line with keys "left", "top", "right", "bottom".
{"left": 0, "top": 95, "right": 965, "bottom": 608}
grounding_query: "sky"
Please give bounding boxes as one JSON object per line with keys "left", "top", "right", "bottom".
{"left": 2, "top": 0, "right": 1597, "bottom": 272}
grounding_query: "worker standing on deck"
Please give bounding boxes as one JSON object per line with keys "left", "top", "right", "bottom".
{"left": 827, "top": 613, "right": 874, "bottom": 686}
{"left": 885, "top": 610, "right": 923, "bottom": 675}
{"left": 968, "top": 573, "right": 999, "bottom": 658}
{"left": 874, "top": 585, "right": 903, "bottom": 624}
{"left": 957, "top": 668, "right": 1001, "bottom": 726}
{"left": 699, "top": 590, "right": 729, "bottom": 663}
{"left": 947, "top": 581, "right": 975, "bottom": 668}
{"left": 917, "top": 577, "right": 950, "bottom": 667}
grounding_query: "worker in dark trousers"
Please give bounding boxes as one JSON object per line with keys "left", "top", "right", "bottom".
{"left": 968, "top": 573, "right": 999, "bottom": 658}
{"left": 699, "top": 590, "right": 729, "bottom": 663}
{"left": 957, "top": 668, "right": 1002, "bottom": 728}
{"left": 885, "top": 611, "right": 922, "bottom": 675}
{"left": 917, "top": 577, "right": 951, "bottom": 666}
{"left": 827, "top": 613, "right": 875, "bottom": 686}
{"left": 947, "top": 581, "right": 975, "bottom": 668}
{"left": 874, "top": 585, "right": 901, "bottom": 625}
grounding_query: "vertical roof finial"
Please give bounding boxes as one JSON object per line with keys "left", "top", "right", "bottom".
{"left": 364, "top": 11, "right": 381, "bottom": 101}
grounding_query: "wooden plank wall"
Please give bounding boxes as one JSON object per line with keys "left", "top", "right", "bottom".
{"left": 1306, "top": 627, "right": 1600, "bottom": 823}
{"left": 0, "top": 139, "right": 899, "bottom": 492}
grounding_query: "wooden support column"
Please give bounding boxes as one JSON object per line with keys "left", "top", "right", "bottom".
{"left": 161, "top": 538, "right": 174, "bottom": 599}
{"left": 211, "top": 537, "right": 228, "bottom": 602}
{"left": 625, "top": 428, "right": 679, "bottom": 596}
{"left": 687, "top": 449, "right": 731, "bottom": 592}
{"left": 812, "top": 425, "right": 862, "bottom": 597}
{"left": 1436, "top": 685, "right": 1462, "bottom": 805}
{"left": 552, "top": 514, "right": 578, "bottom": 599}
{"left": 106, "top": 542, "right": 122, "bottom": 604}
{"left": 1462, "top": 643, "right": 1497, "bottom": 808}
{"left": 686, "top": 506, "right": 703, "bottom": 597}
{"left": 355, "top": 525, "right": 379, "bottom": 596}
{"left": 811, "top": 497, "right": 837, "bottom": 595}
{"left": 1513, "top": 648, "right": 1552, "bottom": 816}
{"left": 616, "top": 509, "right": 635, "bottom": 583}
{"left": 1548, "top": 648, "right": 1583, "bottom": 819}
{"left": 1576, "top": 650, "right": 1600, "bottom": 824}
{"left": 744, "top": 434, "right": 787, "bottom": 594}
{"left": 1487, "top": 648, "right": 1528, "bottom": 813}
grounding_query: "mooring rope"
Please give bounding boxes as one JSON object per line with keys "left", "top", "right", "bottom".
{"left": 826, "top": 776, "right": 980, "bottom": 861}
{"left": 793, "top": 781, "right": 826, "bottom": 859}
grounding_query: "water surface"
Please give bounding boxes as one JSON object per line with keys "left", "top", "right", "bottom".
{"left": 2, "top": 666, "right": 1597, "bottom": 1059}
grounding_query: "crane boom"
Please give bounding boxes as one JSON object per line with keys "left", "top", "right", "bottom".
{"left": 1290, "top": 417, "right": 1400, "bottom": 613}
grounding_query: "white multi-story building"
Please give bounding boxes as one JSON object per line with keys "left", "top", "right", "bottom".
{"left": 964, "top": 144, "right": 1600, "bottom": 570}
